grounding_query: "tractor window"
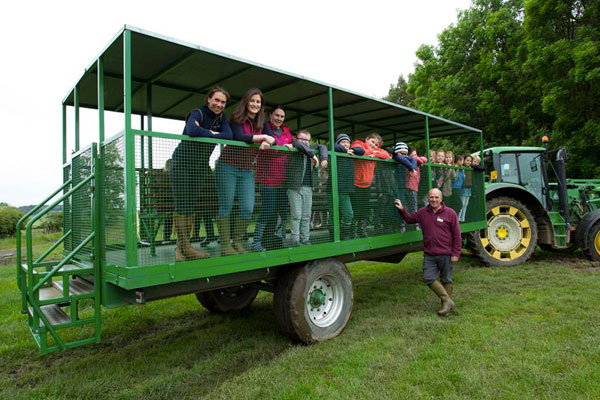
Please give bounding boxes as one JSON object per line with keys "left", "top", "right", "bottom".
{"left": 518, "top": 152, "right": 545, "bottom": 205}
{"left": 499, "top": 153, "right": 519, "bottom": 184}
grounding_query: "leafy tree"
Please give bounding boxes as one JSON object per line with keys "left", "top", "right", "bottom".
{"left": 523, "top": 0, "right": 600, "bottom": 176}
{"left": 39, "top": 211, "right": 63, "bottom": 234}
{"left": 391, "top": 0, "right": 600, "bottom": 177}
{"left": 385, "top": 75, "right": 415, "bottom": 106}
{"left": 0, "top": 206, "right": 24, "bottom": 238}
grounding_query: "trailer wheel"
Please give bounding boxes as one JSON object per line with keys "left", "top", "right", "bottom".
{"left": 470, "top": 197, "right": 538, "bottom": 266}
{"left": 196, "top": 285, "right": 259, "bottom": 314}
{"left": 582, "top": 222, "right": 600, "bottom": 262}
{"left": 273, "top": 258, "right": 353, "bottom": 343}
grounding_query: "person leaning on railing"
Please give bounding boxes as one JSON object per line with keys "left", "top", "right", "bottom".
{"left": 215, "top": 88, "right": 275, "bottom": 256}
{"left": 251, "top": 105, "right": 293, "bottom": 252}
{"left": 327, "top": 133, "right": 365, "bottom": 240}
{"left": 350, "top": 133, "right": 391, "bottom": 238}
{"left": 284, "top": 129, "right": 328, "bottom": 247}
{"left": 170, "top": 86, "right": 232, "bottom": 261}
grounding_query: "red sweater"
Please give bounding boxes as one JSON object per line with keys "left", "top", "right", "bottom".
{"left": 351, "top": 140, "right": 391, "bottom": 188}
{"left": 405, "top": 155, "right": 428, "bottom": 192}
{"left": 399, "top": 203, "right": 462, "bottom": 258}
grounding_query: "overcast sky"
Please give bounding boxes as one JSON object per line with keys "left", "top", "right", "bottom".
{"left": 0, "top": 0, "right": 471, "bottom": 206}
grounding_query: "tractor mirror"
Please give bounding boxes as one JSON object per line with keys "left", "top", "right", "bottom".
{"left": 530, "top": 160, "right": 538, "bottom": 172}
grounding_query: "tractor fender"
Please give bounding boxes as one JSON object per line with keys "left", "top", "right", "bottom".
{"left": 574, "top": 209, "right": 600, "bottom": 251}
{"left": 485, "top": 183, "right": 546, "bottom": 215}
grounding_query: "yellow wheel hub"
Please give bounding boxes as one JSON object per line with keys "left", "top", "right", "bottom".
{"left": 497, "top": 227, "right": 508, "bottom": 239}
{"left": 595, "top": 231, "right": 600, "bottom": 256}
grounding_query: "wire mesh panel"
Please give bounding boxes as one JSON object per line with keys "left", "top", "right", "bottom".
{"left": 133, "top": 134, "right": 338, "bottom": 266}
{"left": 334, "top": 154, "right": 433, "bottom": 237}
{"left": 428, "top": 164, "right": 485, "bottom": 223}
{"left": 103, "top": 136, "right": 127, "bottom": 266}
{"left": 63, "top": 164, "right": 72, "bottom": 255}
{"left": 464, "top": 169, "right": 485, "bottom": 223}
{"left": 71, "top": 147, "right": 94, "bottom": 259}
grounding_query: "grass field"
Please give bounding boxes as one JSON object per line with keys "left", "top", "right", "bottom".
{"left": 1, "top": 250, "right": 599, "bottom": 399}
{"left": 0, "top": 231, "right": 64, "bottom": 266}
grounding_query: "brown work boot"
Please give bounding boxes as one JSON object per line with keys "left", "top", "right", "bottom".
{"left": 217, "top": 217, "right": 238, "bottom": 256}
{"left": 232, "top": 218, "right": 248, "bottom": 254}
{"left": 429, "top": 280, "right": 455, "bottom": 317}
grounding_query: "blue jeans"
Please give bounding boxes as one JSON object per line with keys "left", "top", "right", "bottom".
{"left": 215, "top": 161, "right": 255, "bottom": 220}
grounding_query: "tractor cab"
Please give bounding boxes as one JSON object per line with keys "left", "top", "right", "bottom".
{"left": 483, "top": 147, "right": 548, "bottom": 209}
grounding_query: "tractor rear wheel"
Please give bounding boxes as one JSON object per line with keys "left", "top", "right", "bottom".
{"left": 582, "top": 222, "right": 600, "bottom": 262}
{"left": 470, "top": 197, "right": 538, "bottom": 266}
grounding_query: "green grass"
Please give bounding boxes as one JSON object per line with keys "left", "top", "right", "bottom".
{"left": 1, "top": 251, "right": 599, "bottom": 399}
{"left": 0, "top": 231, "right": 64, "bottom": 266}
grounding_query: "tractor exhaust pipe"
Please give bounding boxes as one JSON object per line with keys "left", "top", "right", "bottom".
{"left": 555, "top": 147, "right": 570, "bottom": 228}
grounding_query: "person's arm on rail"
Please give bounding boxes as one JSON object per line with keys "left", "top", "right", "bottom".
{"left": 185, "top": 109, "right": 217, "bottom": 138}
{"left": 316, "top": 143, "right": 328, "bottom": 169}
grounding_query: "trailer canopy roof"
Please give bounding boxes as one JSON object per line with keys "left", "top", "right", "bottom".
{"left": 65, "top": 25, "right": 481, "bottom": 144}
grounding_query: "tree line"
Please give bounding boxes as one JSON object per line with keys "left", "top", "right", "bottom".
{"left": 0, "top": 203, "right": 62, "bottom": 238}
{"left": 387, "top": 0, "right": 599, "bottom": 178}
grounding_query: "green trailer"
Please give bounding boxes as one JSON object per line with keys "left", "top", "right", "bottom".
{"left": 16, "top": 26, "right": 486, "bottom": 354}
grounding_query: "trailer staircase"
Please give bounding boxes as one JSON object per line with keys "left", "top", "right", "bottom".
{"left": 16, "top": 144, "right": 101, "bottom": 354}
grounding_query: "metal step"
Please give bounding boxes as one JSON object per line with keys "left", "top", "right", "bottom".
{"left": 28, "top": 305, "right": 70, "bottom": 326}
{"left": 39, "top": 286, "right": 64, "bottom": 301}
{"left": 21, "top": 263, "right": 90, "bottom": 274}
{"left": 53, "top": 278, "right": 94, "bottom": 296}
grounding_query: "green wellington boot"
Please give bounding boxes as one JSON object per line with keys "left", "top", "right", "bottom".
{"left": 217, "top": 217, "right": 238, "bottom": 256}
{"left": 441, "top": 282, "right": 454, "bottom": 306}
{"left": 429, "top": 280, "right": 455, "bottom": 317}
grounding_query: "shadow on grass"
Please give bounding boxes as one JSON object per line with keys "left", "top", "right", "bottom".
{"left": 3, "top": 296, "right": 294, "bottom": 399}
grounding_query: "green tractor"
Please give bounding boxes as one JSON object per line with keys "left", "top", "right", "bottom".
{"left": 470, "top": 143, "right": 600, "bottom": 266}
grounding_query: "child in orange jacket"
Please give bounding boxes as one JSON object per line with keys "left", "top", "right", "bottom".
{"left": 350, "top": 133, "right": 391, "bottom": 237}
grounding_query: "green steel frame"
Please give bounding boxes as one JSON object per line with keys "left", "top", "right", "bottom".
{"left": 20, "top": 26, "right": 486, "bottom": 353}
{"left": 60, "top": 26, "right": 485, "bottom": 288}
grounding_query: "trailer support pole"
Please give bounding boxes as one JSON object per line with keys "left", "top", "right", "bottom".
{"left": 123, "top": 29, "right": 138, "bottom": 267}
{"left": 328, "top": 87, "right": 340, "bottom": 242}
{"left": 425, "top": 116, "right": 432, "bottom": 192}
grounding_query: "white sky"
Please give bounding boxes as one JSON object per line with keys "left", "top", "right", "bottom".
{"left": 0, "top": 0, "right": 471, "bottom": 206}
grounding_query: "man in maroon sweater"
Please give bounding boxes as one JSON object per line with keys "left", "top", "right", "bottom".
{"left": 395, "top": 188, "right": 461, "bottom": 316}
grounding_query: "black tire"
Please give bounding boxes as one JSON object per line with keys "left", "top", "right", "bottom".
{"left": 470, "top": 197, "right": 538, "bottom": 266}
{"left": 196, "top": 285, "right": 259, "bottom": 314}
{"left": 582, "top": 222, "right": 600, "bottom": 262}
{"left": 273, "top": 258, "right": 353, "bottom": 344}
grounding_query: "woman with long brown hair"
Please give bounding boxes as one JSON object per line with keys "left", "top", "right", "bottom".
{"left": 215, "top": 88, "right": 275, "bottom": 255}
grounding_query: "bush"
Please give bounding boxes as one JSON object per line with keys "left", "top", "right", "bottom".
{"left": 0, "top": 207, "right": 24, "bottom": 238}
{"left": 39, "top": 212, "right": 63, "bottom": 234}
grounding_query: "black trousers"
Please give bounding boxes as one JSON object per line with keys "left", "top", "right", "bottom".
{"left": 422, "top": 254, "right": 453, "bottom": 285}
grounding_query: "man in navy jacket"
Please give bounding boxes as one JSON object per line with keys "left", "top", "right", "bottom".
{"left": 395, "top": 188, "right": 461, "bottom": 316}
